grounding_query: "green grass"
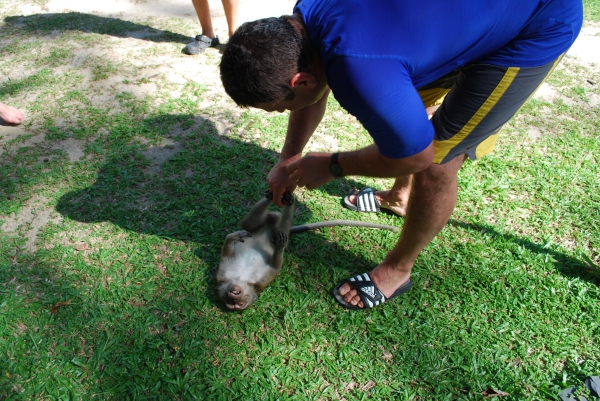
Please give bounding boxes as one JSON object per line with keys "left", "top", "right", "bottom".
{"left": 584, "top": 0, "right": 600, "bottom": 21}
{"left": 1, "top": 1, "right": 600, "bottom": 400}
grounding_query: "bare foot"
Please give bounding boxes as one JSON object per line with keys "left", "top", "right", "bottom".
{"left": 346, "top": 189, "right": 408, "bottom": 217}
{"left": 0, "top": 103, "right": 25, "bottom": 125}
{"left": 337, "top": 262, "right": 411, "bottom": 309}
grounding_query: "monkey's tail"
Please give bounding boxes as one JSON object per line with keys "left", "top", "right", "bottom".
{"left": 290, "top": 220, "right": 399, "bottom": 234}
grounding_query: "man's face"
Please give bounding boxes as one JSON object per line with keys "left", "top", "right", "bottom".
{"left": 254, "top": 96, "right": 313, "bottom": 114}
{"left": 254, "top": 79, "right": 328, "bottom": 114}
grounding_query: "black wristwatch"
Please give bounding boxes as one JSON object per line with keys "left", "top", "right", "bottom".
{"left": 329, "top": 152, "right": 343, "bottom": 177}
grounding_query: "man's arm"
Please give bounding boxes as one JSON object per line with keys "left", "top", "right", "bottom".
{"left": 286, "top": 142, "right": 434, "bottom": 190}
{"left": 268, "top": 88, "right": 331, "bottom": 207}
{"left": 340, "top": 143, "right": 434, "bottom": 178}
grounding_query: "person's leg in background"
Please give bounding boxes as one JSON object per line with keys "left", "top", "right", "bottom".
{"left": 183, "top": 0, "right": 239, "bottom": 55}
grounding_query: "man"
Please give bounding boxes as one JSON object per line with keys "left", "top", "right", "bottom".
{"left": 219, "top": 0, "right": 583, "bottom": 309}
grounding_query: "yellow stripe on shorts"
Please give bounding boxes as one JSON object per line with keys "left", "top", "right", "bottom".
{"left": 418, "top": 88, "right": 450, "bottom": 108}
{"left": 432, "top": 67, "right": 520, "bottom": 164}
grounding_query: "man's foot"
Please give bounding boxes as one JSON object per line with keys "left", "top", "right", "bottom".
{"left": 182, "top": 35, "right": 220, "bottom": 55}
{"left": 336, "top": 263, "right": 412, "bottom": 309}
{"left": 0, "top": 103, "right": 24, "bottom": 125}
{"left": 344, "top": 188, "right": 408, "bottom": 217}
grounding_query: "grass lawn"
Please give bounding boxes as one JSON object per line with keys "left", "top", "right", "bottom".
{"left": 0, "top": 1, "right": 599, "bottom": 400}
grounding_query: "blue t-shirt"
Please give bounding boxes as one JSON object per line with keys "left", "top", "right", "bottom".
{"left": 294, "top": 0, "right": 583, "bottom": 158}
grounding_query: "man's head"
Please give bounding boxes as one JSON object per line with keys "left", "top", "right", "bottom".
{"left": 220, "top": 16, "right": 316, "bottom": 108}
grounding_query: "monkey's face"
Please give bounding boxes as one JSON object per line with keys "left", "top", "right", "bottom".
{"left": 218, "top": 282, "right": 258, "bottom": 311}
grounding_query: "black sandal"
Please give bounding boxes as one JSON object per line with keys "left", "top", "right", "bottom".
{"left": 332, "top": 272, "right": 412, "bottom": 310}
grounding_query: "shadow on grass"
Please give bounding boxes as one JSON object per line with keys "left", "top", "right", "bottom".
{"left": 449, "top": 219, "right": 599, "bottom": 285}
{"left": 55, "top": 114, "right": 316, "bottom": 241}
{"left": 52, "top": 112, "right": 383, "bottom": 291}
{"left": 3, "top": 12, "right": 193, "bottom": 43}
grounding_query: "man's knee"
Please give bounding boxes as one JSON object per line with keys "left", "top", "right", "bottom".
{"left": 414, "top": 154, "right": 465, "bottom": 188}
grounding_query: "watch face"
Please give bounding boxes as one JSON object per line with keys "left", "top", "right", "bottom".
{"left": 330, "top": 163, "right": 342, "bottom": 177}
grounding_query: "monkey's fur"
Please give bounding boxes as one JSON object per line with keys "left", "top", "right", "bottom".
{"left": 216, "top": 193, "right": 398, "bottom": 311}
{"left": 217, "top": 193, "right": 295, "bottom": 310}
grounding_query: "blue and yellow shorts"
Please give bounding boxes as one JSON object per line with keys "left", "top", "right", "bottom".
{"left": 417, "top": 57, "right": 563, "bottom": 164}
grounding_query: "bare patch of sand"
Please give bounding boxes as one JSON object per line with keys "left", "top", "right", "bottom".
{"left": 1, "top": 194, "right": 62, "bottom": 252}
{"left": 50, "top": 138, "right": 86, "bottom": 162}
{"left": 142, "top": 138, "right": 182, "bottom": 174}
{"left": 533, "top": 82, "right": 577, "bottom": 105}
{"left": 567, "top": 25, "right": 600, "bottom": 70}
{"left": 0, "top": 126, "right": 45, "bottom": 157}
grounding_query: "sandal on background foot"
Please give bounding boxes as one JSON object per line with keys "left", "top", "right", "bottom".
{"left": 342, "top": 187, "right": 403, "bottom": 217}
{"left": 332, "top": 272, "right": 413, "bottom": 310}
{"left": 342, "top": 187, "right": 380, "bottom": 213}
{"left": 182, "top": 35, "right": 220, "bottom": 55}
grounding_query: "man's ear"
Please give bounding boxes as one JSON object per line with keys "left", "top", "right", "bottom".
{"left": 289, "top": 72, "right": 316, "bottom": 89}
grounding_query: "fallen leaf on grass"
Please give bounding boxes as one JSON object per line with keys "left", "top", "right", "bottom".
{"left": 173, "top": 320, "right": 188, "bottom": 329}
{"left": 361, "top": 380, "right": 376, "bottom": 392}
{"left": 50, "top": 300, "right": 72, "bottom": 315}
{"left": 584, "top": 266, "right": 600, "bottom": 276}
{"left": 482, "top": 388, "right": 509, "bottom": 397}
{"left": 74, "top": 243, "right": 89, "bottom": 251}
{"left": 581, "top": 254, "right": 599, "bottom": 275}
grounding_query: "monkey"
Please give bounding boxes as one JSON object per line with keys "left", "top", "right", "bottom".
{"left": 216, "top": 192, "right": 295, "bottom": 311}
{"left": 216, "top": 192, "right": 398, "bottom": 311}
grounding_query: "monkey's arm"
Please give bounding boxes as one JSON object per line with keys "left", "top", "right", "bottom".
{"left": 270, "top": 231, "right": 288, "bottom": 270}
{"left": 276, "top": 192, "right": 295, "bottom": 234}
{"left": 269, "top": 193, "right": 294, "bottom": 270}
{"left": 240, "top": 197, "right": 273, "bottom": 232}
{"left": 221, "top": 230, "right": 252, "bottom": 257}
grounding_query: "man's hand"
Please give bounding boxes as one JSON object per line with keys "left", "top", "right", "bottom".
{"left": 286, "top": 152, "right": 334, "bottom": 190}
{"left": 267, "top": 156, "right": 301, "bottom": 207}
{"left": 267, "top": 88, "right": 331, "bottom": 206}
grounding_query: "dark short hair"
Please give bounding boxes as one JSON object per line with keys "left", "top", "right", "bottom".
{"left": 220, "top": 16, "right": 314, "bottom": 107}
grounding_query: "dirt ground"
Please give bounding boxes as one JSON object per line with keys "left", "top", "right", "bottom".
{"left": 0, "top": 0, "right": 599, "bottom": 252}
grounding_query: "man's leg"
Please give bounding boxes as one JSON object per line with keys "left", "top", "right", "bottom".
{"left": 337, "top": 154, "right": 466, "bottom": 308}
{"left": 221, "top": 0, "right": 239, "bottom": 37}
{"left": 338, "top": 57, "right": 565, "bottom": 308}
{"left": 191, "top": 0, "right": 215, "bottom": 38}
